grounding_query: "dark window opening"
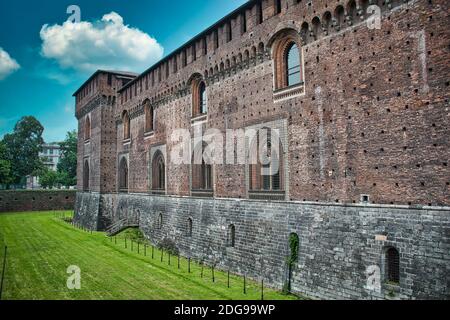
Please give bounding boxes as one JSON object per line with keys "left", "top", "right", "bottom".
{"left": 119, "top": 157, "right": 128, "bottom": 192}
{"left": 241, "top": 12, "right": 247, "bottom": 33}
{"left": 275, "top": 0, "right": 282, "bottom": 14}
{"left": 227, "top": 224, "right": 235, "bottom": 247}
{"left": 386, "top": 247, "right": 400, "bottom": 284}
{"left": 152, "top": 151, "right": 166, "bottom": 190}
{"left": 83, "top": 160, "right": 90, "bottom": 191}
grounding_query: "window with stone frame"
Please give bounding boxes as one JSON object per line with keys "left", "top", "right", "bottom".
{"left": 152, "top": 151, "right": 166, "bottom": 191}
{"left": 191, "top": 142, "right": 213, "bottom": 195}
{"left": 122, "top": 110, "right": 130, "bottom": 140}
{"left": 248, "top": 128, "right": 285, "bottom": 200}
{"left": 144, "top": 100, "right": 154, "bottom": 133}
{"left": 119, "top": 157, "right": 128, "bottom": 192}
{"left": 83, "top": 160, "right": 90, "bottom": 191}
{"left": 191, "top": 76, "right": 208, "bottom": 117}
{"left": 270, "top": 29, "right": 304, "bottom": 101}
{"left": 84, "top": 116, "right": 91, "bottom": 141}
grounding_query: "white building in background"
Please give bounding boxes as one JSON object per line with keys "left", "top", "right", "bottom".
{"left": 27, "top": 143, "right": 61, "bottom": 189}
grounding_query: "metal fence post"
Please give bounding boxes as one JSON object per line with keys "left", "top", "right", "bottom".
{"left": 0, "top": 246, "right": 7, "bottom": 300}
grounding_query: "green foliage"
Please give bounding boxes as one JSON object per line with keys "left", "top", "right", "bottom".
{"left": 117, "top": 227, "right": 147, "bottom": 243}
{"left": 57, "top": 130, "right": 77, "bottom": 186}
{"left": 38, "top": 167, "right": 58, "bottom": 189}
{"left": 158, "top": 237, "right": 179, "bottom": 255}
{"left": 283, "top": 233, "right": 300, "bottom": 294}
{"left": 2, "top": 116, "right": 44, "bottom": 185}
{"left": 0, "top": 141, "right": 13, "bottom": 186}
{"left": 288, "top": 233, "right": 299, "bottom": 265}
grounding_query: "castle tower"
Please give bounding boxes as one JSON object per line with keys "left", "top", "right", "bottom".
{"left": 73, "top": 70, "right": 137, "bottom": 230}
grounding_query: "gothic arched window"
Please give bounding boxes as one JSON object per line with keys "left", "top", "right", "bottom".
{"left": 152, "top": 151, "right": 165, "bottom": 190}
{"left": 144, "top": 101, "right": 154, "bottom": 133}
{"left": 119, "top": 157, "right": 128, "bottom": 192}
{"left": 192, "top": 76, "right": 207, "bottom": 117}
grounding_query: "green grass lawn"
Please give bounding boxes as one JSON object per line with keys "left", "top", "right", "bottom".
{"left": 0, "top": 211, "right": 300, "bottom": 300}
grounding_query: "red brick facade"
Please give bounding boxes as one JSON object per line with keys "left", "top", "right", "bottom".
{"left": 75, "top": 0, "right": 450, "bottom": 206}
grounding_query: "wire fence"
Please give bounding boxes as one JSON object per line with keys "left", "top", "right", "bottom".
{"left": 0, "top": 213, "right": 295, "bottom": 300}
{"left": 61, "top": 217, "right": 269, "bottom": 300}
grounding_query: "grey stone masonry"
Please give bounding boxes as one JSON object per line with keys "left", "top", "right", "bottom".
{"left": 74, "top": 191, "right": 450, "bottom": 300}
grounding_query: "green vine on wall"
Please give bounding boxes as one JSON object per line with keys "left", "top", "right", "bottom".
{"left": 283, "top": 233, "right": 299, "bottom": 294}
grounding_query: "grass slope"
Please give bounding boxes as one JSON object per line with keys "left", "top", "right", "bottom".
{"left": 0, "top": 211, "right": 299, "bottom": 300}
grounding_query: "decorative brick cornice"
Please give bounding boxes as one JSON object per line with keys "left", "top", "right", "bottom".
{"left": 76, "top": 95, "right": 106, "bottom": 119}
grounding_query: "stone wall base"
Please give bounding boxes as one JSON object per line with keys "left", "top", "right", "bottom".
{"left": 74, "top": 192, "right": 450, "bottom": 300}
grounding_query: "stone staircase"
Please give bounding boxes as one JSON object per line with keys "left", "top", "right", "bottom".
{"left": 106, "top": 217, "right": 139, "bottom": 236}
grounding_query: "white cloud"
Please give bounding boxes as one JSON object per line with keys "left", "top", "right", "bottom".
{"left": 0, "top": 48, "right": 20, "bottom": 80}
{"left": 40, "top": 12, "right": 164, "bottom": 73}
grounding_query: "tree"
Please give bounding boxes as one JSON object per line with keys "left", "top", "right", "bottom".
{"left": 2, "top": 116, "right": 45, "bottom": 185}
{"left": 0, "top": 141, "right": 13, "bottom": 186}
{"left": 57, "top": 130, "right": 77, "bottom": 186}
{"left": 38, "top": 167, "right": 58, "bottom": 189}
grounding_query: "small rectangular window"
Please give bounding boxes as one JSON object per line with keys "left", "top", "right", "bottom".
{"left": 192, "top": 44, "right": 196, "bottom": 61}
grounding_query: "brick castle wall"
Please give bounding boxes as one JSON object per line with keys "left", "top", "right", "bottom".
{"left": 0, "top": 190, "right": 76, "bottom": 213}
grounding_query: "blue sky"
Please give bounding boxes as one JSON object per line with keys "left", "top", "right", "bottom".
{"left": 0, "top": 0, "right": 246, "bottom": 142}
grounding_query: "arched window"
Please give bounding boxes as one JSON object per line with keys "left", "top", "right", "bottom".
{"left": 227, "top": 224, "right": 235, "bottom": 247}
{"left": 286, "top": 43, "right": 301, "bottom": 87}
{"left": 152, "top": 151, "right": 165, "bottom": 191}
{"left": 83, "top": 160, "right": 90, "bottom": 191}
{"left": 122, "top": 111, "right": 130, "bottom": 140}
{"left": 187, "top": 218, "right": 193, "bottom": 237}
{"left": 334, "top": 5, "right": 345, "bottom": 30}
{"left": 271, "top": 29, "right": 303, "bottom": 91}
{"left": 249, "top": 128, "right": 284, "bottom": 195}
{"left": 191, "top": 76, "right": 207, "bottom": 117}
{"left": 386, "top": 247, "right": 400, "bottom": 284}
{"left": 144, "top": 101, "right": 154, "bottom": 133}
{"left": 119, "top": 157, "right": 128, "bottom": 192}
{"left": 192, "top": 142, "right": 213, "bottom": 192}
{"left": 84, "top": 116, "right": 91, "bottom": 141}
